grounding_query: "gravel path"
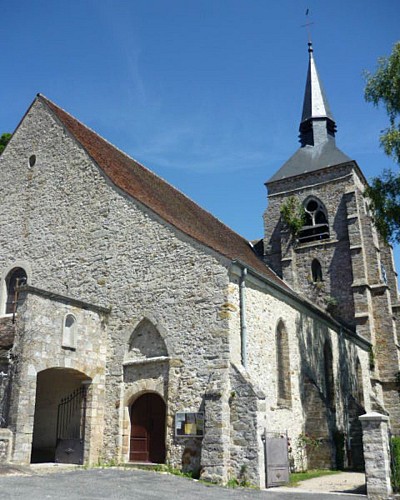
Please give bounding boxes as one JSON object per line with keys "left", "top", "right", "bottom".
{"left": 271, "top": 472, "right": 366, "bottom": 495}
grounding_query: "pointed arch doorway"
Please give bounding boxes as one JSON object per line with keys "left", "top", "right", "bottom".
{"left": 130, "top": 393, "right": 166, "bottom": 463}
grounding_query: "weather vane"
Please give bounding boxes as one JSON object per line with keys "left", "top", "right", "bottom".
{"left": 301, "top": 8, "right": 314, "bottom": 43}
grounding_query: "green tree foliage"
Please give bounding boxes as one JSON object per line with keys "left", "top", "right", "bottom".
{"left": 392, "top": 435, "right": 400, "bottom": 492}
{"left": 0, "top": 133, "right": 12, "bottom": 154}
{"left": 365, "top": 42, "right": 400, "bottom": 164}
{"left": 364, "top": 42, "right": 400, "bottom": 244}
{"left": 366, "top": 170, "right": 400, "bottom": 244}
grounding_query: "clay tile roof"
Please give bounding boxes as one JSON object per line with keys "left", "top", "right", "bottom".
{"left": 38, "top": 95, "right": 289, "bottom": 291}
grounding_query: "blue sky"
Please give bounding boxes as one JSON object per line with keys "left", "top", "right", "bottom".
{"left": 1, "top": 0, "right": 400, "bottom": 271}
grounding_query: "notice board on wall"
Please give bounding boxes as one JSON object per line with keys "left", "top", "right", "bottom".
{"left": 175, "top": 412, "right": 204, "bottom": 437}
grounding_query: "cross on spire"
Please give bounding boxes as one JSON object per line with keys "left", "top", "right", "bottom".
{"left": 301, "top": 8, "right": 314, "bottom": 43}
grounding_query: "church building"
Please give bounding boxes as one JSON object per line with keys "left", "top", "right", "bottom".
{"left": 0, "top": 43, "right": 398, "bottom": 488}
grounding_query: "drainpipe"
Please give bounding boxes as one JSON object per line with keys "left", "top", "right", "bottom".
{"left": 240, "top": 267, "right": 247, "bottom": 368}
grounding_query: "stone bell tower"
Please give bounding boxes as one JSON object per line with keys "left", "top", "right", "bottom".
{"left": 263, "top": 42, "right": 400, "bottom": 432}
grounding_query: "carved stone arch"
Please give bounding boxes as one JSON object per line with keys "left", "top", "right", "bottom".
{"left": 124, "top": 382, "right": 166, "bottom": 407}
{"left": 31, "top": 355, "right": 95, "bottom": 379}
{"left": 128, "top": 318, "right": 168, "bottom": 359}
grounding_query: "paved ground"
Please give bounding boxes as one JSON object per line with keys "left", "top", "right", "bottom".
{"left": 0, "top": 465, "right": 368, "bottom": 500}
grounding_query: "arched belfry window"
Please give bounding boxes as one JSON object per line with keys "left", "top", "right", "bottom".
{"left": 5, "top": 267, "right": 27, "bottom": 314}
{"left": 298, "top": 198, "right": 330, "bottom": 243}
{"left": 311, "top": 259, "right": 323, "bottom": 282}
{"left": 276, "top": 320, "right": 291, "bottom": 406}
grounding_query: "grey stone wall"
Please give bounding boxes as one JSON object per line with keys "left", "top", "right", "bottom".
{"left": 0, "top": 100, "right": 232, "bottom": 475}
{"left": 263, "top": 162, "right": 400, "bottom": 434}
{"left": 229, "top": 364, "right": 266, "bottom": 486}
{"left": 8, "top": 291, "right": 107, "bottom": 464}
{"left": 264, "top": 164, "right": 357, "bottom": 325}
{"left": 0, "top": 98, "right": 388, "bottom": 485}
{"left": 227, "top": 265, "right": 372, "bottom": 473}
{"left": 0, "top": 318, "right": 14, "bottom": 428}
{"left": 360, "top": 412, "right": 392, "bottom": 499}
{"left": 0, "top": 429, "right": 12, "bottom": 463}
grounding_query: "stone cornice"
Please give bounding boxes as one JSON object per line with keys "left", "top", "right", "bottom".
{"left": 17, "top": 285, "right": 111, "bottom": 315}
{"left": 123, "top": 356, "right": 182, "bottom": 367}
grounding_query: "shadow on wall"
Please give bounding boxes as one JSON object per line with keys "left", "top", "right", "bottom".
{"left": 296, "top": 314, "right": 364, "bottom": 471}
{"left": 329, "top": 195, "right": 356, "bottom": 326}
{"left": 337, "top": 331, "right": 365, "bottom": 471}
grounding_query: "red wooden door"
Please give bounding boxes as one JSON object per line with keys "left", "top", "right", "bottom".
{"left": 130, "top": 394, "right": 166, "bottom": 463}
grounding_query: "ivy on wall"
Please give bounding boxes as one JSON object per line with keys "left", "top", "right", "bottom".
{"left": 280, "top": 197, "right": 306, "bottom": 236}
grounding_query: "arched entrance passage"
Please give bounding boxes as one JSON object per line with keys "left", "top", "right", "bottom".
{"left": 130, "top": 393, "right": 166, "bottom": 463}
{"left": 31, "top": 368, "right": 91, "bottom": 464}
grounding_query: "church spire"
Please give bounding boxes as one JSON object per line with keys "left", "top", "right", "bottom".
{"left": 267, "top": 42, "right": 351, "bottom": 184}
{"left": 299, "top": 42, "right": 337, "bottom": 147}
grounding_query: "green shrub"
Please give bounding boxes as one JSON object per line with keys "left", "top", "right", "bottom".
{"left": 391, "top": 436, "right": 400, "bottom": 492}
{"left": 280, "top": 197, "right": 306, "bottom": 236}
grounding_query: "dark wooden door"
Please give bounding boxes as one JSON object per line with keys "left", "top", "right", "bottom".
{"left": 130, "top": 393, "right": 166, "bottom": 463}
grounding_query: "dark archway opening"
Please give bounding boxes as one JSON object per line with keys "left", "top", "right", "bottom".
{"left": 31, "top": 368, "right": 90, "bottom": 464}
{"left": 130, "top": 393, "right": 166, "bottom": 463}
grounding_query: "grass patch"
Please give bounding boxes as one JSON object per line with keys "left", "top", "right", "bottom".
{"left": 289, "top": 469, "right": 341, "bottom": 486}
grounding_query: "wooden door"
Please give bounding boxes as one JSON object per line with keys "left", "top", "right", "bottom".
{"left": 130, "top": 393, "right": 166, "bottom": 463}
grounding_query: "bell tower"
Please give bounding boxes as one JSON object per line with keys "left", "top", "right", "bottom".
{"left": 263, "top": 43, "right": 400, "bottom": 431}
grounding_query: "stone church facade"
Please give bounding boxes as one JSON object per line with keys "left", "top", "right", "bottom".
{"left": 0, "top": 44, "right": 398, "bottom": 487}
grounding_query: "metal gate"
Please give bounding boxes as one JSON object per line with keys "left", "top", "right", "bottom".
{"left": 55, "top": 386, "right": 87, "bottom": 465}
{"left": 262, "top": 430, "right": 290, "bottom": 487}
{"left": 0, "top": 367, "right": 11, "bottom": 428}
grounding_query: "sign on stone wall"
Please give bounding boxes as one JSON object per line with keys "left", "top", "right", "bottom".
{"left": 175, "top": 412, "right": 204, "bottom": 437}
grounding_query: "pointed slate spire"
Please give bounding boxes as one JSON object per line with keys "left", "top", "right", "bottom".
{"left": 267, "top": 43, "right": 351, "bottom": 184}
{"left": 299, "top": 42, "right": 337, "bottom": 147}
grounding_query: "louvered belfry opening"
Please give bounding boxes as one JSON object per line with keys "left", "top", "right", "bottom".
{"left": 298, "top": 198, "right": 330, "bottom": 243}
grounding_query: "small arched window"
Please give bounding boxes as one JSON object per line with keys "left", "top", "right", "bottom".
{"left": 62, "top": 314, "right": 77, "bottom": 349}
{"left": 311, "top": 259, "right": 323, "bottom": 282}
{"left": 276, "top": 320, "right": 291, "bottom": 406}
{"left": 5, "top": 267, "right": 27, "bottom": 314}
{"left": 298, "top": 198, "right": 330, "bottom": 243}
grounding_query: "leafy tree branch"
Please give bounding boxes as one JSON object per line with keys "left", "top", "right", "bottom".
{"left": 0, "top": 133, "right": 11, "bottom": 154}
{"left": 364, "top": 41, "right": 400, "bottom": 244}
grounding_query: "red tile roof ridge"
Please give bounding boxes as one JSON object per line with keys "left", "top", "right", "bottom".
{"left": 36, "top": 94, "right": 290, "bottom": 291}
